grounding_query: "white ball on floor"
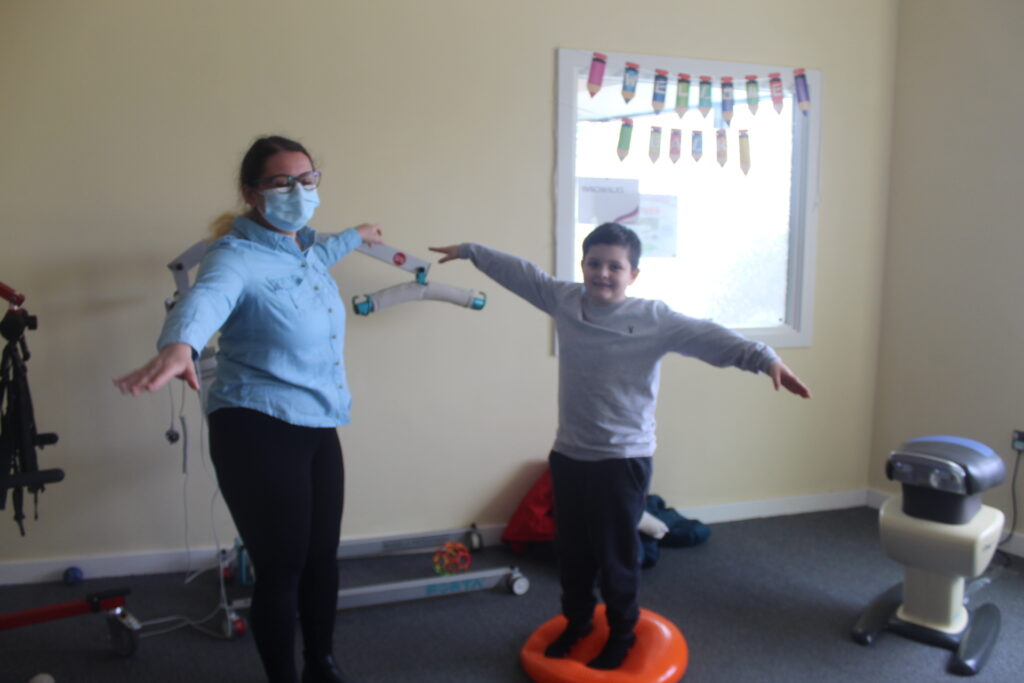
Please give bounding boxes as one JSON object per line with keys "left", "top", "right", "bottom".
{"left": 29, "top": 674, "right": 55, "bottom": 683}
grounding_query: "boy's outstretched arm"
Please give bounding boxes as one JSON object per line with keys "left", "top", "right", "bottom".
{"left": 769, "top": 360, "right": 812, "bottom": 398}
{"left": 429, "top": 242, "right": 563, "bottom": 315}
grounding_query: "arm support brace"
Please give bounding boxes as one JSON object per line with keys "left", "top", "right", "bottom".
{"left": 352, "top": 281, "right": 487, "bottom": 316}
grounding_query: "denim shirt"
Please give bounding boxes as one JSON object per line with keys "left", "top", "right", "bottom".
{"left": 157, "top": 215, "right": 363, "bottom": 427}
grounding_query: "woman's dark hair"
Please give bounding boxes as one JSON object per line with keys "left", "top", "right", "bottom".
{"left": 582, "top": 222, "right": 642, "bottom": 269}
{"left": 238, "top": 135, "right": 314, "bottom": 189}
{"left": 209, "top": 135, "right": 316, "bottom": 239}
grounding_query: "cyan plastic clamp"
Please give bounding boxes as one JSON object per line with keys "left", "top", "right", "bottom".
{"left": 352, "top": 296, "right": 375, "bottom": 316}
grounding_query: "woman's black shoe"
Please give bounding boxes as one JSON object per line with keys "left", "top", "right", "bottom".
{"left": 301, "top": 655, "right": 353, "bottom": 683}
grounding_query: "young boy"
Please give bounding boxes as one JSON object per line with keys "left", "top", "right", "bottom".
{"left": 430, "top": 223, "right": 811, "bottom": 670}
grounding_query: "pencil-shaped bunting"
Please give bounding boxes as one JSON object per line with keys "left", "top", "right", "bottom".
{"left": 676, "top": 73, "right": 691, "bottom": 117}
{"left": 739, "top": 130, "right": 751, "bottom": 175}
{"left": 769, "top": 72, "right": 784, "bottom": 113}
{"left": 721, "top": 77, "right": 735, "bottom": 125}
{"left": 691, "top": 130, "right": 703, "bottom": 161}
{"left": 652, "top": 69, "right": 669, "bottom": 113}
{"left": 745, "top": 75, "right": 759, "bottom": 114}
{"left": 716, "top": 129, "right": 727, "bottom": 167}
{"left": 587, "top": 52, "right": 607, "bottom": 97}
{"left": 617, "top": 118, "right": 633, "bottom": 160}
{"left": 669, "top": 129, "right": 682, "bottom": 163}
{"left": 698, "top": 76, "right": 713, "bottom": 117}
{"left": 794, "top": 68, "right": 811, "bottom": 114}
{"left": 649, "top": 126, "right": 662, "bottom": 163}
{"left": 622, "top": 62, "right": 640, "bottom": 103}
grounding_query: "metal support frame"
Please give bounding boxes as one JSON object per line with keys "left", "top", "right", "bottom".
{"left": 338, "top": 524, "right": 485, "bottom": 557}
{"left": 0, "top": 588, "right": 141, "bottom": 657}
{"left": 230, "top": 525, "right": 530, "bottom": 614}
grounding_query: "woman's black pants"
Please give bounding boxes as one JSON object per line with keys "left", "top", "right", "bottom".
{"left": 209, "top": 408, "right": 344, "bottom": 683}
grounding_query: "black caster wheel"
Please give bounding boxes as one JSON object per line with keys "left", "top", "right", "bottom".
{"left": 106, "top": 608, "right": 141, "bottom": 657}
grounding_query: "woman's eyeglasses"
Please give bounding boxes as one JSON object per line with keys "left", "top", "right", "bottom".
{"left": 257, "top": 171, "right": 322, "bottom": 194}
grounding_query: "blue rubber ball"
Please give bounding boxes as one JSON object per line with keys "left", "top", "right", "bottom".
{"left": 63, "top": 566, "right": 83, "bottom": 585}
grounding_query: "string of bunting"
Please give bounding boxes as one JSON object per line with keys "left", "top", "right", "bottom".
{"left": 589, "top": 52, "right": 811, "bottom": 173}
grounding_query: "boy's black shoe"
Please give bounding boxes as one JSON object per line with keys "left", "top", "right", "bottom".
{"left": 543, "top": 620, "right": 594, "bottom": 658}
{"left": 587, "top": 631, "right": 637, "bottom": 670}
{"left": 301, "top": 655, "right": 353, "bottom": 683}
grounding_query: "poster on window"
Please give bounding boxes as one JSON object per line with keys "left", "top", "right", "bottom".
{"left": 577, "top": 177, "right": 640, "bottom": 225}
{"left": 633, "top": 194, "right": 678, "bottom": 258}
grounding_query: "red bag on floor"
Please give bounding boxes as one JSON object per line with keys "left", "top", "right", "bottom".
{"left": 501, "top": 467, "right": 555, "bottom": 554}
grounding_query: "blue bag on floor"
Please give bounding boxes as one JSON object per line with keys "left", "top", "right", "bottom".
{"left": 646, "top": 494, "right": 710, "bottom": 548}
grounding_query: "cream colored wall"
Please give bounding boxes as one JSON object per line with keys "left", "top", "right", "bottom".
{"left": 871, "top": 0, "right": 1024, "bottom": 522}
{"left": 0, "top": 0, "right": 897, "bottom": 566}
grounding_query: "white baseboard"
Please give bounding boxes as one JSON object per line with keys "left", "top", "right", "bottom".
{"left": 0, "top": 526, "right": 509, "bottom": 587}
{"left": 3, "top": 489, "right": 1018, "bottom": 585}
{"left": 865, "top": 488, "right": 890, "bottom": 509}
{"left": 676, "top": 488, "right": 875, "bottom": 524}
{"left": 1000, "top": 532, "right": 1024, "bottom": 558}
{"left": 0, "top": 547, "right": 226, "bottom": 588}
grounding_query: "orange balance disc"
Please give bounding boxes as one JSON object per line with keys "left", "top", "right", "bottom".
{"left": 520, "top": 605, "right": 688, "bottom": 683}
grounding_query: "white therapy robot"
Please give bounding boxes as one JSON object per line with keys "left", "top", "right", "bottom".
{"left": 852, "top": 435, "right": 1006, "bottom": 676}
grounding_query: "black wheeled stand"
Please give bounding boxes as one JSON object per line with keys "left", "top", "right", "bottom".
{"left": 1, "top": 282, "right": 64, "bottom": 534}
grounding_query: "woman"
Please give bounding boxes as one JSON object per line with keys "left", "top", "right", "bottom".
{"left": 115, "top": 135, "right": 380, "bottom": 683}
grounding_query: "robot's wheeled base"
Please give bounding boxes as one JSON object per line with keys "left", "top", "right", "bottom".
{"left": 521, "top": 605, "right": 687, "bottom": 683}
{"left": 852, "top": 582, "right": 1001, "bottom": 676}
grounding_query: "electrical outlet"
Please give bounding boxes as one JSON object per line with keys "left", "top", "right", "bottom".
{"left": 1013, "top": 429, "right": 1024, "bottom": 451}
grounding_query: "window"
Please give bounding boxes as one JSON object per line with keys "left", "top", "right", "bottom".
{"left": 555, "top": 49, "right": 821, "bottom": 347}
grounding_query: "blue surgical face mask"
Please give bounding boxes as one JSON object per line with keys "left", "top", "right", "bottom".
{"left": 261, "top": 185, "right": 320, "bottom": 233}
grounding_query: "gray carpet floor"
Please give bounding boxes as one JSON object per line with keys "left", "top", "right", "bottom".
{"left": 1, "top": 507, "right": 1022, "bottom": 682}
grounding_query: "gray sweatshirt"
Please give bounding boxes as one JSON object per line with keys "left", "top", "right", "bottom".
{"left": 461, "top": 243, "right": 780, "bottom": 462}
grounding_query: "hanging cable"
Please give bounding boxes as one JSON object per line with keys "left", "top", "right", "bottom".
{"left": 140, "top": 363, "right": 240, "bottom": 642}
{"left": 992, "top": 445, "right": 1023, "bottom": 569}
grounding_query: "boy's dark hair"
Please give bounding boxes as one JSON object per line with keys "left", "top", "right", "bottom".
{"left": 582, "top": 222, "right": 642, "bottom": 269}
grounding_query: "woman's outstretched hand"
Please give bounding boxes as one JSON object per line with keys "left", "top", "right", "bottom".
{"left": 356, "top": 223, "right": 383, "bottom": 246}
{"left": 113, "top": 342, "right": 198, "bottom": 396}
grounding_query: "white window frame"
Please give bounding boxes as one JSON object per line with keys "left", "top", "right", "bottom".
{"left": 555, "top": 48, "right": 822, "bottom": 347}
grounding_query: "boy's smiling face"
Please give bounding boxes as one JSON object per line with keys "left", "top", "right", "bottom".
{"left": 581, "top": 244, "right": 639, "bottom": 306}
